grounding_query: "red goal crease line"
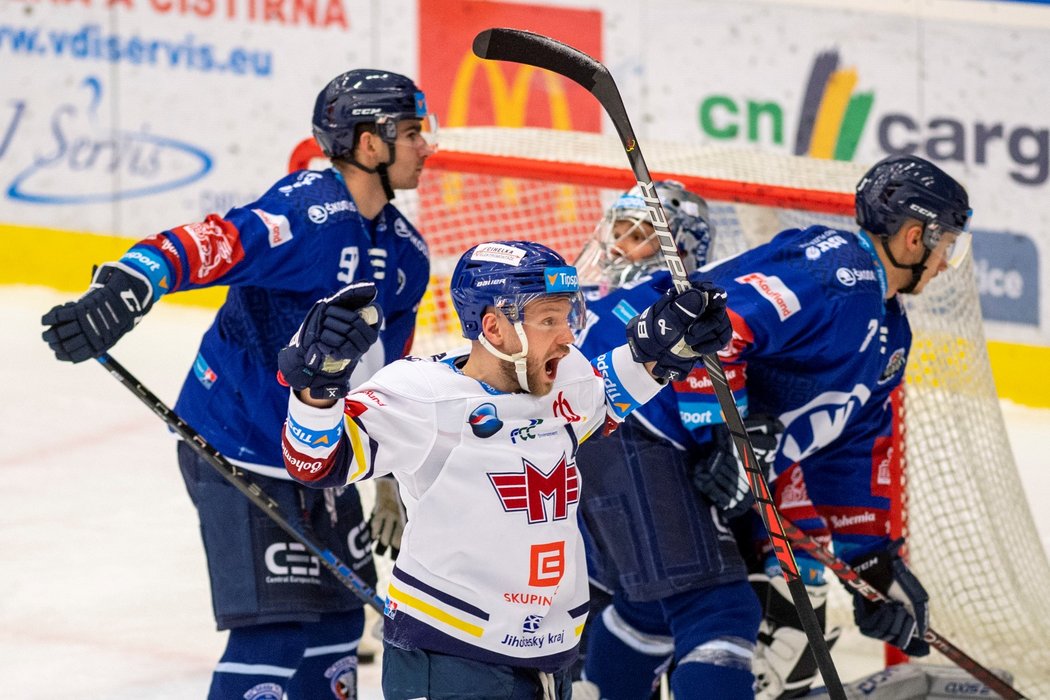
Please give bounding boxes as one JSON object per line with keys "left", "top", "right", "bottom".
{"left": 426, "top": 150, "right": 857, "bottom": 217}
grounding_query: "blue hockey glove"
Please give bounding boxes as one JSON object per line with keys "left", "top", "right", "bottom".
{"left": 625, "top": 280, "right": 732, "bottom": 381}
{"left": 278, "top": 282, "right": 383, "bottom": 401}
{"left": 848, "top": 539, "right": 930, "bottom": 656}
{"left": 41, "top": 262, "right": 155, "bottom": 363}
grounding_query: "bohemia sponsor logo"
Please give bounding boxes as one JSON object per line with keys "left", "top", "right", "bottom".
{"left": 174, "top": 215, "right": 244, "bottom": 283}
{"left": 488, "top": 456, "right": 580, "bottom": 524}
{"left": 675, "top": 363, "right": 746, "bottom": 394}
{"left": 825, "top": 507, "right": 884, "bottom": 537}
{"left": 264, "top": 541, "right": 321, "bottom": 582}
{"left": 735, "top": 272, "right": 801, "bottom": 321}
{"left": 282, "top": 439, "right": 327, "bottom": 476}
{"left": 468, "top": 402, "right": 503, "bottom": 438}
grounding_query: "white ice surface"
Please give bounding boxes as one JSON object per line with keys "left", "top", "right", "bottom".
{"left": 3, "top": 286, "right": 1046, "bottom": 699}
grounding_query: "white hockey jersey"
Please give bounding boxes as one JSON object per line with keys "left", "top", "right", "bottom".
{"left": 282, "top": 343, "right": 662, "bottom": 672}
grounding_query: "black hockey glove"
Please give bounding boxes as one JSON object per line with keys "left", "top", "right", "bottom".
{"left": 278, "top": 282, "right": 383, "bottom": 401}
{"left": 742, "top": 413, "right": 784, "bottom": 480}
{"left": 626, "top": 280, "right": 732, "bottom": 381}
{"left": 848, "top": 538, "right": 930, "bottom": 656}
{"left": 41, "top": 262, "right": 155, "bottom": 363}
{"left": 691, "top": 415, "right": 782, "bottom": 518}
{"left": 691, "top": 425, "right": 754, "bottom": 518}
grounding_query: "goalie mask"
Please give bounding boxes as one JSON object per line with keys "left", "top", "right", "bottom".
{"left": 575, "top": 180, "right": 713, "bottom": 292}
{"left": 451, "top": 241, "right": 586, "bottom": 392}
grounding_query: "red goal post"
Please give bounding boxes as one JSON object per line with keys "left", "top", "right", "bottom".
{"left": 402, "top": 126, "right": 1050, "bottom": 696}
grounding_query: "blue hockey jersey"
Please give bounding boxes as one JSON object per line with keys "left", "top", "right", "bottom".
{"left": 580, "top": 225, "right": 910, "bottom": 563}
{"left": 117, "top": 168, "right": 430, "bottom": 478}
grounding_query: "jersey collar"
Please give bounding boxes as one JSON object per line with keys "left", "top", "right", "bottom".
{"left": 855, "top": 229, "right": 889, "bottom": 300}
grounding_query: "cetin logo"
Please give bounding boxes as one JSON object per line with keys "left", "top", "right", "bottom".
{"left": 699, "top": 50, "right": 872, "bottom": 161}
{"left": 699, "top": 49, "right": 1049, "bottom": 186}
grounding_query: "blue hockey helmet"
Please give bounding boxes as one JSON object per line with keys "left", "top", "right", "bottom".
{"left": 312, "top": 69, "right": 431, "bottom": 160}
{"left": 575, "top": 180, "right": 713, "bottom": 290}
{"left": 450, "top": 241, "right": 586, "bottom": 340}
{"left": 855, "top": 154, "right": 972, "bottom": 268}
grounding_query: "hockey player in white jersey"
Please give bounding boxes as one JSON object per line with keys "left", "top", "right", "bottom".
{"left": 278, "top": 240, "right": 732, "bottom": 699}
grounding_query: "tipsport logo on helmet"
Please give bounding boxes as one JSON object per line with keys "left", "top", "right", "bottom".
{"left": 544, "top": 266, "right": 579, "bottom": 293}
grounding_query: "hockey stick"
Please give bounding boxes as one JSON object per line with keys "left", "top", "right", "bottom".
{"left": 472, "top": 27, "right": 847, "bottom": 699}
{"left": 96, "top": 353, "right": 386, "bottom": 615}
{"left": 777, "top": 517, "right": 1028, "bottom": 699}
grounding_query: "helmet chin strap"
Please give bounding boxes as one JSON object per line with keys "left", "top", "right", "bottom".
{"left": 479, "top": 321, "right": 532, "bottom": 393}
{"left": 346, "top": 133, "right": 398, "bottom": 201}
{"left": 879, "top": 234, "right": 931, "bottom": 295}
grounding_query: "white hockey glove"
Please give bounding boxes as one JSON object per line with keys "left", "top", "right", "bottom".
{"left": 370, "top": 476, "right": 405, "bottom": 558}
{"left": 751, "top": 573, "right": 841, "bottom": 700}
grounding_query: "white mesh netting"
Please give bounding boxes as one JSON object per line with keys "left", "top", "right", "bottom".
{"left": 394, "top": 127, "right": 1049, "bottom": 696}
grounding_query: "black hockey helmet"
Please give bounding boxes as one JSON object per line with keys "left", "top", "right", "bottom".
{"left": 312, "top": 69, "right": 430, "bottom": 160}
{"left": 855, "top": 154, "right": 971, "bottom": 264}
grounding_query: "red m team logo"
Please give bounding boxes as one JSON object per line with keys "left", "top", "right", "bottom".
{"left": 488, "top": 456, "right": 580, "bottom": 524}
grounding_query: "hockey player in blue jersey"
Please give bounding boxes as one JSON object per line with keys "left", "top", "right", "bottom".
{"left": 574, "top": 156, "right": 972, "bottom": 699}
{"left": 278, "top": 240, "right": 733, "bottom": 699}
{"left": 572, "top": 181, "right": 762, "bottom": 700}
{"left": 41, "top": 69, "right": 436, "bottom": 699}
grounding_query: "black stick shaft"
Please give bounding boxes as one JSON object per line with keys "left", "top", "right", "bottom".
{"left": 96, "top": 353, "right": 385, "bottom": 614}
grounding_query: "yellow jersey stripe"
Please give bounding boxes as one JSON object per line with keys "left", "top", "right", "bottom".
{"left": 343, "top": 415, "right": 371, "bottom": 483}
{"left": 388, "top": 582, "right": 485, "bottom": 638}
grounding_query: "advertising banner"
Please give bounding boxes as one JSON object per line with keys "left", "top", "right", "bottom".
{"left": 1, "top": 0, "right": 1049, "bottom": 388}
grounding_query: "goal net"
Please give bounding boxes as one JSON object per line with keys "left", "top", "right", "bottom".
{"left": 399, "top": 127, "right": 1049, "bottom": 696}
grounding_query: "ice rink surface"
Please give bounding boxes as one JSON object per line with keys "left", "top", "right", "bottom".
{"left": 3, "top": 286, "right": 1047, "bottom": 699}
